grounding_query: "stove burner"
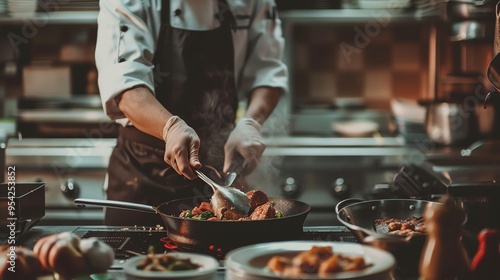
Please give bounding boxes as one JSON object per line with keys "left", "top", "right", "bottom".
{"left": 76, "top": 227, "right": 169, "bottom": 259}
{"left": 75, "top": 226, "right": 358, "bottom": 261}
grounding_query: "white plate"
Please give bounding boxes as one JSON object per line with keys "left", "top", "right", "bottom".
{"left": 123, "top": 252, "right": 219, "bottom": 280}
{"left": 225, "top": 241, "right": 395, "bottom": 280}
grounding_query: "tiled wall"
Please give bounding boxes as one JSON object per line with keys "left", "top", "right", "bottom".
{"left": 290, "top": 23, "right": 431, "bottom": 109}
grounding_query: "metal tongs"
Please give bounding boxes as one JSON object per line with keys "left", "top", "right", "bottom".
{"left": 195, "top": 153, "right": 250, "bottom": 220}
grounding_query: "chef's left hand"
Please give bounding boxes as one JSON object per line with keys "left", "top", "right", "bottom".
{"left": 224, "top": 117, "right": 265, "bottom": 175}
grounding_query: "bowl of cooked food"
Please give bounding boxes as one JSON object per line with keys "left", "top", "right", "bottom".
{"left": 225, "top": 241, "right": 395, "bottom": 279}
{"left": 123, "top": 252, "right": 219, "bottom": 280}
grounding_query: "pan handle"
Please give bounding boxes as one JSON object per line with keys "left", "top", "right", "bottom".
{"left": 335, "top": 198, "right": 364, "bottom": 214}
{"left": 74, "top": 198, "right": 158, "bottom": 214}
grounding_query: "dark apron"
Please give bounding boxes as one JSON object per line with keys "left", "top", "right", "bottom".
{"left": 105, "top": 0, "right": 237, "bottom": 226}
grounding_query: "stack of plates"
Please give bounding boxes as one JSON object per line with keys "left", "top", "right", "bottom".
{"left": 225, "top": 241, "right": 396, "bottom": 280}
{"left": 7, "top": 0, "right": 37, "bottom": 17}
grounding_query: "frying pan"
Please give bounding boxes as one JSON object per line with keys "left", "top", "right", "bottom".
{"left": 335, "top": 198, "right": 441, "bottom": 275}
{"left": 75, "top": 196, "right": 310, "bottom": 254}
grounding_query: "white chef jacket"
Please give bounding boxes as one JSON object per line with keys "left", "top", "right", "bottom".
{"left": 95, "top": 0, "right": 289, "bottom": 122}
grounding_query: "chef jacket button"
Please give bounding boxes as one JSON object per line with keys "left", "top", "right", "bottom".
{"left": 173, "top": 8, "right": 182, "bottom": 16}
{"left": 118, "top": 57, "right": 126, "bottom": 63}
{"left": 120, "top": 25, "right": 128, "bottom": 32}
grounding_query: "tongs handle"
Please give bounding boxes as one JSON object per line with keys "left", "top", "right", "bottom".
{"left": 227, "top": 152, "right": 246, "bottom": 175}
{"left": 225, "top": 152, "right": 246, "bottom": 187}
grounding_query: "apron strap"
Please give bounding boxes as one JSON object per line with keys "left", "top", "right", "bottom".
{"left": 162, "top": 0, "right": 236, "bottom": 30}
{"left": 218, "top": 0, "right": 237, "bottom": 31}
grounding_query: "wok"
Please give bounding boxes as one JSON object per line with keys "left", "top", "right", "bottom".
{"left": 75, "top": 196, "right": 310, "bottom": 255}
{"left": 335, "top": 198, "right": 441, "bottom": 275}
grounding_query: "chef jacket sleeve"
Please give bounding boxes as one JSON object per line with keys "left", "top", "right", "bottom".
{"left": 239, "top": 0, "right": 289, "bottom": 98}
{"left": 95, "top": 0, "right": 160, "bottom": 120}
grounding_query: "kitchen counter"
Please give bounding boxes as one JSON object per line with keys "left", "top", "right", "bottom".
{"left": 2, "top": 225, "right": 421, "bottom": 280}
{"left": 3, "top": 225, "right": 226, "bottom": 280}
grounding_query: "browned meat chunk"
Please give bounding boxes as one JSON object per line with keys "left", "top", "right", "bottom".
{"left": 246, "top": 190, "right": 269, "bottom": 212}
{"left": 344, "top": 256, "right": 366, "bottom": 271}
{"left": 400, "top": 222, "right": 415, "bottom": 231}
{"left": 318, "top": 255, "right": 342, "bottom": 275}
{"left": 309, "top": 246, "right": 333, "bottom": 260}
{"left": 292, "top": 251, "right": 319, "bottom": 273}
{"left": 388, "top": 222, "right": 402, "bottom": 231}
{"left": 267, "top": 246, "right": 370, "bottom": 277}
{"left": 376, "top": 216, "right": 426, "bottom": 237}
{"left": 249, "top": 201, "right": 276, "bottom": 220}
{"left": 267, "top": 256, "right": 291, "bottom": 273}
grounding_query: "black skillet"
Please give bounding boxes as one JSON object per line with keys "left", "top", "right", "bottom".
{"left": 75, "top": 196, "right": 310, "bottom": 254}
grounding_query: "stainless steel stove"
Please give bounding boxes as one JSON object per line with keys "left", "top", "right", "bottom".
{"left": 70, "top": 225, "right": 357, "bottom": 269}
{"left": 393, "top": 149, "right": 500, "bottom": 233}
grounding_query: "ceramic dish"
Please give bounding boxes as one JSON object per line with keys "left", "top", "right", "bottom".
{"left": 332, "top": 120, "right": 379, "bottom": 137}
{"left": 225, "top": 241, "right": 395, "bottom": 280}
{"left": 123, "top": 252, "right": 219, "bottom": 280}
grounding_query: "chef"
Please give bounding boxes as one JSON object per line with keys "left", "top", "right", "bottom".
{"left": 95, "top": 0, "right": 288, "bottom": 226}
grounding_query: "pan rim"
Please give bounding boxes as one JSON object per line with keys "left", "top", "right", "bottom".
{"left": 336, "top": 198, "right": 440, "bottom": 239}
{"left": 160, "top": 196, "right": 311, "bottom": 223}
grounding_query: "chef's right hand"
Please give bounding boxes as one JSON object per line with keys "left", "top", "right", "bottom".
{"left": 162, "top": 116, "right": 201, "bottom": 180}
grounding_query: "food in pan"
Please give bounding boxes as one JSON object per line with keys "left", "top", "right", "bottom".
{"left": 179, "top": 190, "right": 284, "bottom": 221}
{"left": 267, "top": 246, "right": 370, "bottom": 276}
{"left": 374, "top": 216, "right": 426, "bottom": 236}
{"left": 136, "top": 253, "right": 201, "bottom": 271}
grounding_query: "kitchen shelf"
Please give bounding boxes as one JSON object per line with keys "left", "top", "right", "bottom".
{"left": 264, "top": 136, "right": 406, "bottom": 147}
{"left": 0, "top": 11, "right": 98, "bottom": 25}
{"left": 0, "top": 8, "right": 444, "bottom": 25}
{"left": 279, "top": 8, "right": 441, "bottom": 23}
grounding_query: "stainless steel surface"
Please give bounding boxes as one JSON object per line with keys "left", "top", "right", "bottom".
{"left": 6, "top": 138, "right": 115, "bottom": 225}
{"left": 75, "top": 198, "right": 158, "bottom": 213}
{"left": 0, "top": 8, "right": 441, "bottom": 26}
{"left": 279, "top": 9, "right": 440, "bottom": 23}
{"left": 289, "top": 109, "right": 394, "bottom": 137}
{"left": 0, "top": 11, "right": 99, "bottom": 24}
{"left": 424, "top": 102, "right": 476, "bottom": 145}
{"left": 6, "top": 135, "right": 414, "bottom": 226}
{"left": 0, "top": 121, "right": 16, "bottom": 182}
{"left": 17, "top": 109, "right": 110, "bottom": 123}
{"left": 224, "top": 152, "right": 245, "bottom": 188}
{"left": 248, "top": 153, "right": 406, "bottom": 226}
{"left": 264, "top": 135, "right": 406, "bottom": 147}
{"left": 444, "top": 0, "right": 496, "bottom": 20}
{"left": 450, "top": 20, "right": 489, "bottom": 41}
{"left": 393, "top": 141, "right": 500, "bottom": 233}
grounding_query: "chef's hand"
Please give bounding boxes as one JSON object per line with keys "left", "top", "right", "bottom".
{"left": 224, "top": 117, "right": 265, "bottom": 175}
{"left": 163, "top": 116, "right": 201, "bottom": 180}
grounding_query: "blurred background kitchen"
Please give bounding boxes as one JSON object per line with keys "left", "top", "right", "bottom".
{"left": 1, "top": 0, "right": 499, "bottom": 231}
